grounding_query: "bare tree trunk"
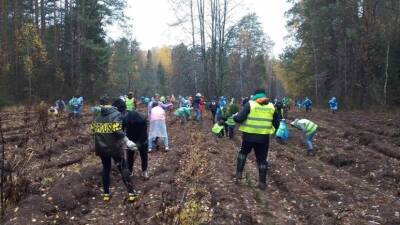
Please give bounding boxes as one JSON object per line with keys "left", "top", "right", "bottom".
{"left": 34, "top": 0, "right": 39, "bottom": 27}
{"left": 190, "top": 0, "right": 196, "bottom": 48}
{"left": 239, "top": 54, "right": 243, "bottom": 98}
{"left": 40, "top": 0, "right": 45, "bottom": 38}
{"left": 197, "top": 0, "right": 208, "bottom": 96}
{"left": 384, "top": 40, "right": 390, "bottom": 105}
{"left": 190, "top": 0, "right": 198, "bottom": 92}
{"left": 216, "top": 0, "right": 227, "bottom": 96}
{"left": 344, "top": 37, "right": 348, "bottom": 106}
{"left": 0, "top": 0, "right": 3, "bottom": 63}
{"left": 311, "top": 30, "right": 319, "bottom": 106}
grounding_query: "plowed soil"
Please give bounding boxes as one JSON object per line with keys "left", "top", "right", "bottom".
{"left": 1, "top": 106, "right": 400, "bottom": 225}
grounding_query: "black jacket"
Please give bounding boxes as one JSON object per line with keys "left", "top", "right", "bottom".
{"left": 121, "top": 110, "right": 148, "bottom": 145}
{"left": 91, "top": 106, "right": 125, "bottom": 157}
{"left": 233, "top": 101, "right": 280, "bottom": 143}
{"left": 193, "top": 96, "right": 201, "bottom": 109}
{"left": 208, "top": 100, "right": 218, "bottom": 112}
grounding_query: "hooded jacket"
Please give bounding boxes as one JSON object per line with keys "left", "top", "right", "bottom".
{"left": 112, "top": 98, "right": 148, "bottom": 145}
{"left": 91, "top": 106, "right": 125, "bottom": 157}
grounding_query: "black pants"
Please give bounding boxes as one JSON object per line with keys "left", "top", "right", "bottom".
{"left": 100, "top": 155, "right": 134, "bottom": 194}
{"left": 211, "top": 111, "right": 216, "bottom": 124}
{"left": 126, "top": 143, "right": 148, "bottom": 173}
{"left": 237, "top": 139, "right": 269, "bottom": 183}
{"left": 239, "top": 141, "right": 269, "bottom": 166}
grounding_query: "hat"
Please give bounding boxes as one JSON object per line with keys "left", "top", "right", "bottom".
{"left": 254, "top": 89, "right": 266, "bottom": 95}
{"left": 128, "top": 92, "right": 133, "bottom": 95}
{"left": 196, "top": 93, "right": 202, "bottom": 97}
{"left": 99, "top": 95, "right": 109, "bottom": 105}
{"left": 112, "top": 98, "right": 126, "bottom": 112}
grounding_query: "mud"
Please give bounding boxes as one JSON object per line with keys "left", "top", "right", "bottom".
{"left": 1, "top": 107, "right": 400, "bottom": 224}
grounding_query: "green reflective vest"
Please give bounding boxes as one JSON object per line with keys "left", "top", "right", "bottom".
{"left": 239, "top": 101, "right": 275, "bottom": 135}
{"left": 212, "top": 123, "right": 224, "bottom": 134}
{"left": 301, "top": 119, "right": 317, "bottom": 135}
{"left": 226, "top": 116, "right": 235, "bottom": 126}
{"left": 125, "top": 98, "right": 135, "bottom": 111}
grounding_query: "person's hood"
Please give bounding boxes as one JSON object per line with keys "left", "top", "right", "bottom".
{"left": 255, "top": 98, "right": 269, "bottom": 104}
{"left": 100, "top": 105, "right": 119, "bottom": 116}
{"left": 112, "top": 98, "right": 126, "bottom": 113}
{"left": 290, "top": 119, "right": 299, "bottom": 126}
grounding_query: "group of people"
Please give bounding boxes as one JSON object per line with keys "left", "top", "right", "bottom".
{"left": 88, "top": 89, "right": 324, "bottom": 203}
{"left": 48, "top": 96, "right": 84, "bottom": 117}
{"left": 294, "top": 96, "right": 339, "bottom": 114}
{"left": 208, "top": 91, "right": 319, "bottom": 190}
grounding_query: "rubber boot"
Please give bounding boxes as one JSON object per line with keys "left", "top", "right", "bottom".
{"left": 235, "top": 153, "right": 247, "bottom": 181}
{"left": 257, "top": 163, "right": 267, "bottom": 190}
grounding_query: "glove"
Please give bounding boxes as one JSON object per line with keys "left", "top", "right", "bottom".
{"left": 124, "top": 137, "right": 138, "bottom": 151}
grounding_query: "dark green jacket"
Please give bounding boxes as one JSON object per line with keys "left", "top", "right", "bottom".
{"left": 91, "top": 106, "right": 125, "bottom": 157}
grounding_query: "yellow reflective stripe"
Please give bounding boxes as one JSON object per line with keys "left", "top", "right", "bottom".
{"left": 91, "top": 122, "right": 122, "bottom": 133}
{"left": 240, "top": 124, "right": 272, "bottom": 129}
{"left": 247, "top": 117, "right": 272, "bottom": 122}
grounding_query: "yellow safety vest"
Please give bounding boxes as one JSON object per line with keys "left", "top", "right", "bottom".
{"left": 239, "top": 101, "right": 275, "bottom": 135}
{"left": 125, "top": 98, "right": 135, "bottom": 111}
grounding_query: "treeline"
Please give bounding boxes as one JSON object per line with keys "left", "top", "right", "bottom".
{"left": 110, "top": 0, "right": 284, "bottom": 100}
{"left": 108, "top": 12, "right": 285, "bottom": 99}
{"left": 0, "top": 0, "right": 126, "bottom": 105}
{"left": 276, "top": 0, "right": 400, "bottom": 107}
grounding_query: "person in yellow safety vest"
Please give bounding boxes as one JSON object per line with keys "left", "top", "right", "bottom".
{"left": 233, "top": 89, "right": 280, "bottom": 190}
{"left": 290, "top": 118, "right": 318, "bottom": 156}
{"left": 125, "top": 92, "right": 136, "bottom": 111}
{"left": 211, "top": 121, "right": 225, "bottom": 138}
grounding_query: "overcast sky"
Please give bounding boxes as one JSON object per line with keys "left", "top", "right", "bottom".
{"left": 107, "top": 0, "right": 291, "bottom": 56}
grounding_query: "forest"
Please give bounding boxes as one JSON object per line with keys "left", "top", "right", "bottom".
{"left": 1, "top": 1, "right": 400, "bottom": 225}
{"left": 0, "top": 0, "right": 399, "bottom": 106}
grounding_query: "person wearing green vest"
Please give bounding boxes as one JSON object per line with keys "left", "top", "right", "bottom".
{"left": 125, "top": 92, "right": 136, "bottom": 111}
{"left": 211, "top": 121, "right": 225, "bottom": 138}
{"left": 290, "top": 118, "right": 318, "bottom": 156}
{"left": 222, "top": 98, "right": 239, "bottom": 139}
{"left": 233, "top": 89, "right": 280, "bottom": 190}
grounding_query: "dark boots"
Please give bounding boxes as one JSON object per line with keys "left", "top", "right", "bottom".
{"left": 257, "top": 163, "right": 268, "bottom": 190}
{"left": 235, "top": 153, "right": 247, "bottom": 180}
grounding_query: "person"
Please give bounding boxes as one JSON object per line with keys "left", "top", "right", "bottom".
{"left": 90, "top": 96, "right": 139, "bottom": 202}
{"left": 241, "top": 97, "right": 250, "bottom": 106}
{"left": 208, "top": 97, "right": 218, "bottom": 124}
{"left": 148, "top": 102, "right": 170, "bottom": 152}
{"left": 211, "top": 121, "right": 225, "bottom": 138}
{"left": 112, "top": 98, "right": 149, "bottom": 179}
{"left": 125, "top": 92, "right": 136, "bottom": 111}
{"left": 282, "top": 96, "right": 290, "bottom": 118}
{"left": 216, "top": 96, "right": 227, "bottom": 122}
{"left": 174, "top": 106, "right": 191, "bottom": 123}
{"left": 55, "top": 99, "right": 65, "bottom": 113}
{"left": 192, "top": 93, "right": 203, "bottom": 122}
{"left": 233, "top": 89, "right": 280, "bottom": 190}
{"left": 303, "top": 97, "right": 312, "bottom": 112}
{"left": 290, "top": 118, "right": 318, "bottom": 156}
{"left": 68, "top": 96, "right": 83, "bottom": 117}
{"left": 148, "top": 94, "right": 160, "bottom": 117}
{"left": 296, "top": 99, "right": 303, "bottom": 110}
{"left": 328, "top": 97, "right": 338, "bottom": 114}
{"left": 274, "top": 100, "right": 284, "bottom": 120}
{"left": 223, "top": 98, "right": 239, "bottom": 139}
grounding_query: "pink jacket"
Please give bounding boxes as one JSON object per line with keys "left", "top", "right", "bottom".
{"left": 150, "top": 106, "right": 166, "bottom": 121}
